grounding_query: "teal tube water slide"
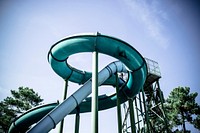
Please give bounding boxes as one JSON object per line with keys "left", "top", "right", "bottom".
{"left": 8, "top": 33, "right": 147, "bottom": 133}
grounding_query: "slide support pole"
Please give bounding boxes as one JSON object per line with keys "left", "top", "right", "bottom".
{"left": 128, "top": 99, "right": 136, "bottom": 133}
{"left": 141, "top": 88, "right": 150, "bottom": 132}
{"left": 116, "top": 74, "right": 122, "bottom": 133}
{"left": 59, "top": 80, "right": 68, "bottom": 133}
{"left": 91, "top": 51, "right": 98, "bottom": 133}
{"left": 134, "top": 97, "right": 140, "bottom": 130}
{"left": 138, "top": 92, "right": 145, "bottom": 132}
{"left": 156, "top": 80, "right": 170, "bottom": 132}
{"left": 75, "top": 107, "right": 80, "bottom": 133}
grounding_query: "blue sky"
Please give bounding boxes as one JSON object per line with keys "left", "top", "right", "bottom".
{"left": 0, "top": 0, "right": 199, "bottom": 132}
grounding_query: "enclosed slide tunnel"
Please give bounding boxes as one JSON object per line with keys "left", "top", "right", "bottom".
{"left": 8, "top": 33, "right": 147, "bottom": 133}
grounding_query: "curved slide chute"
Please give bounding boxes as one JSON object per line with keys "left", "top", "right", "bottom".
{"left": 8, "top": 103, "right": 58, "bottom": 133}
{"left": 8, "top": 33, "right": 147, "bottom": 133}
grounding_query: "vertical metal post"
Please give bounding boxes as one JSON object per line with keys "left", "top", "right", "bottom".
{"left": 75, "top": 107, "right": 80, "bottom": 133}
{"left": 156, "top": 80, "right": 169, "bottom": 132}
{"left": 138, "top": 93, "right": 145, "bottom": 132}
{"left": 141, "top": 88, "right": 150, "bottom": 133}
{"left": 128, "top": 99, "right": 136, "bottom": 133}
{"left": 59, "top": 80, "right": 68, "bottom": 133}
{"left": 116, "top": 74, "right": 122, "bottom": 133}
{"left": 91, "top": 51, "right": 98, "bottom": 133}
{"left": 134, "top": 97, "right": 140, "bottom": 131}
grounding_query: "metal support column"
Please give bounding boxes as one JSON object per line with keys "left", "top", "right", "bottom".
{"left": 116, "top": 74, "right": 122, "bottom": 133}
{"left": 91, "top": 51, "right": 98, "bottom": 133}
{"left": 141, "top": 88, "right": 150, "bottom": 133}
{"left": 75, "top": 107, "right": 80, "bottom": 133}
{"left": 128, "top": 99, "right": 136, "bottom": 133}
{"left": 138, "top": 93, "right": 145, "bottom": 132}
{"left": 156, "top": 80, "right": 169, "bottom": 132}
{"left": 134, "top": 97, "right": 140, "bottom": 131}
{"left": 59, "top": 80, "right": 68, "bottom": 133}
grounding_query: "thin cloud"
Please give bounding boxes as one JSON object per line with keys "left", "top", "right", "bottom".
{"left": 123, "top": 0, "right": 170, "bottom": 49}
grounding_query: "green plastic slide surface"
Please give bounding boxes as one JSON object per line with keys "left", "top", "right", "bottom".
{"left": 8, "top": 103, "right": 58, "bottom": 133}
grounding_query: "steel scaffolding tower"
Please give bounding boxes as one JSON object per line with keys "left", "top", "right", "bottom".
{"left": 121, "top": 58, "right": 169, "bottom": 133}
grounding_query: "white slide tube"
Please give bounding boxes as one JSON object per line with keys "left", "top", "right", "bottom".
{"left": 27, "top": 61, "right": 127, "bottom": 133}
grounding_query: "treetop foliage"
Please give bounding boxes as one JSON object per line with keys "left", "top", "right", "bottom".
{"left": 0, "top": 87, "right": 43, "bottom": 132}
{"left": 165, "top": 86, "right": 200, "bottom": 132}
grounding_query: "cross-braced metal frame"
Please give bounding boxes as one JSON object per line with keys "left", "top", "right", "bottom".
{"left": 121, "top": 58, "right": 170, "bottom": 133}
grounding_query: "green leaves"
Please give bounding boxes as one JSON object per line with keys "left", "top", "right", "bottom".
{"left": 165, "top": 86, "right": 200, "bottom": 132}
{"left": 0, "top": 87, "right": 43, "bottom": 132}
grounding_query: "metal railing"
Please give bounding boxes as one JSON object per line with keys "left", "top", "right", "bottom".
{"left": 145, "top": 58, "right": 161, "bottom": 77}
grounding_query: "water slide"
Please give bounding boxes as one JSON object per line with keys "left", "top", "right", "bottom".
{"left": 8, "top": 33, "right": 147, "bottom": 133}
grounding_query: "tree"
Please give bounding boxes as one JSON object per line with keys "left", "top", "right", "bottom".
{"left": 0, "top": 87, "right": 43, "bottom": 132}
{"left": 165, "top": 86, "right": 200, "bottom": 132}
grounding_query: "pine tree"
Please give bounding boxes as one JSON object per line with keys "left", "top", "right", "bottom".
{"left": 165, "top": 87, "right": 200, "bottom": 132}
{"left": 0, "top": 87, "right": 43, "bottom": 132}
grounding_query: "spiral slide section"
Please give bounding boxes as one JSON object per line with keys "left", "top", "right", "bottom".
{"left": 8, "top": 33, "right": 147, "bottom": 133}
